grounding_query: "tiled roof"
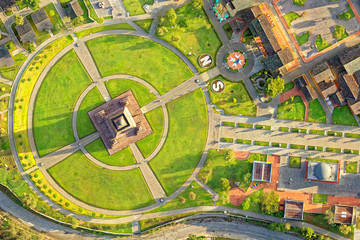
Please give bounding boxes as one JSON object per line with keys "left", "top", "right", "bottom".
{"left": 15, "top": 18, "right": 37, "bottom": 43}
{"left": 0, "top": 44, "right": 15, "bottom": 67}
{"left": 31, "top": 8, "right": 53, "bottom": 31}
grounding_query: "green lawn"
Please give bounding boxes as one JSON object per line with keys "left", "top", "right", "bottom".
{"left": 135, "top": 19, "right": 153, "bottom": 32}
{"left": 149, "top": 89, "right": 208, "bottom": 196}
{"left": 123, "top": 0, "right": 153, "bottom": 15}
{"left": 345, "top": 133, "right": 360, "bottom": 138}
{"left": 345, "top": 161, "right": 358, "bottom": 173}
{"left": 26, "top": 15, "right": 51, "bottom": 46}
{"left": 33, "top": 50, "right": 92, "bottom": 157}
{"left": 332, "top": 105, "right": 357, "bottom": 126}
{"left": 84, "top": 138, "right": 136, "bottom": 166}
{"left": 223, "top": 23, "right": 232, "bottom": 40}
{"left": 156, "top": 0, "right": 221, "bottom": 72}
{"left": 238, "top": 189, "right": 263, "bottom": 213}
{"left": 296, "top": 31, "right": 309, "bottom": 46}
{"left": 315, "top": 35, "right": 331, "bottom": 52}
{"left": 149, "top": 181, "right": 213, "bottom": 213}
{"left": 199, "top": 149, "right": 266, "bottom": 193}
{"left": 75, "top": 23, "right": 134, "bottom": 38}
{"left": 76, "top": 87, "right": 105, "bottom": 138}
{"left": 136, "top": 107, "right": 164, "bottom": 158}
{"left": 48, "top": 151, "right": 154, "bottom": 210}
{"left": 284, "top": 12, "right": 300, "bottom": 27}
{"left": 6, "top": 41, "right": 17, "bottom": 52}
{"left": 338, "top": 4, "right": 355, "bottom": 20}
{"left": 333, "top": 25, "right": 349, "bottom": 41}
{"left": 208, "top": 76, "right": 256, "bottom": 116}
{"left": 283, "top": 81, "right": 294, "bottom": 92}
{"left": 0, "top": 53, "right": 26, "bottom": 80}
{"left": 14, "top": 35, "right": 73, "bottom": 169}
{"left": 307, "top": 158, "right": 338, "bottom": 163}
{"left": 43, "top": 3, "right": 66, "bottom": 35}
{"left": 312, "top": 194, "right": 327, "bottom": 204}
{"left": 223, "top": 122, "right": 235, "bottom": 127}
{"left": 289, "top": 156, "right": 301, "bottom": 168}
{"left": 277, "top": 96, "right": 305, "bottom": 121}
{"left": 308, "top": 99, "right": 326, "bottom": 123}
{"left": 0, "top": 19, "right": 7, "bottom": 33}
{"left": 0, "top": 83, "right": 11, "bottom": 97}
{"left": 304, "top": 213, "right": 354, "bottom": 239}
{"left": 87, "top": 35, "right": 193, "bottom": 95}
{"left": 105, "top": 78, "right": 156, "bottom": 107}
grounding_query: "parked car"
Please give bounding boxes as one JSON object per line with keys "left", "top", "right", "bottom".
{"left": 98, "top": 2, "right": 105, "bottom": 8}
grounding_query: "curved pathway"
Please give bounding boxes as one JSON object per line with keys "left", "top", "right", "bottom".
{"left": 14, "top": 29, "right": 215, "bottom": 217}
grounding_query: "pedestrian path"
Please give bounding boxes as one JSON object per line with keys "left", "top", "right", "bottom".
{"left": 129, "top": 144, "right": 167, "bottom": 201}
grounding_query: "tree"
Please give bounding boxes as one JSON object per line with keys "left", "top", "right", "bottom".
{"left": 224, "top": 148, "right": 235, "bottom": 162}
{"left": 179, "top": 196, "right": 186, "bottom": 204}
{"left": 71, "top": 16, "right": 85, "bottom": 27}
{"left": 192, "top": 0, "right": 203, "bottom": 10}
{"left": 265, "top": 76, "right": 285, "bottom": 97}
{"left": 69, "top": 217, "right": 80, "bottom": 229}
{"left": 232, "top": 98, "right": 237, "bottom": 103}
{"left": 14, "top": 15, "right": 24, "bottom": 26}
{"left": 22, "top": 0, "right": 40, "bottom": 10}
{"left": 28, "top": 43, "right": 36, "bottom": 53}
{"left": 284, "top": 223, "right": 291, "bottom": 231}
{"left": 164, "top": 8, "right": 177, "bottom": 26}
{"left": 220, "top": 178, "right": 230, "bottom": 192}
{"left": 261, "top": 190, "right": 280, "bottom": 214}
{"left": 22, "top": 193, "right": 37, "bottom": 209}
{"left": 324, "top": 207, "right": 334, "bottom": 225}
{"left": 1, "top": 141, "right": 10, "bottom": 150}
{"left": 97, "top": 17, "right": 104, "bottom": 24}
{"left": 63, "top": 16, "right": 72, "bottom": 30}
{"left": 220, "top": 191, "right": 229, "bottom": 204}
{"left": 339, "top": 224, "right": 351, "bottom": 235}
{"left": 241, "top": 199, "right": 250, "bottom": 210}
{"left": 301, "top": 227, "right": 314, "bottom": 240}
{"left": 48, "top": 10, "right": 55, "bottom": 16}
{"left": 189, "top": 191, "right": 196, "bottom": 201}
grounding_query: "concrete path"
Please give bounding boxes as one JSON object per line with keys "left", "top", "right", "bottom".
{"left": 195, "top": 177, "right": 219, "bottom": 202}
{"left": 141, "top": 67, "right": 220, "bottom": 113}
{"left": 0, "top": 75, "right": 13, "bottom": 86}
{"left": 95, "top": 81, "right": 111, "bottom": 102}
{"left": 220, "top": 125, "right": 360, "bottom": 152}
{"left": 73, "top": 43, "right": 101, "bottom": 81}
{"left": 221, "top": 114, "right": 360, "bottom": 134}
{"left": 37, "top": 132, "right": 100, "bottom": 170}
{"left": 149, "top": 17, "right": 158, "bottom": 35}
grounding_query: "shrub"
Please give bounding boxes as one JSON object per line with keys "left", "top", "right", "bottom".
{"left": 18, "top": 134, "right": 22, "bottom": 138}
{"left": 43, "top": 184, "right": 47, "bottom": 189}
{"left": 100, "top": 214, "right": 104, "bottom": 218}
{"left": 269, "top": 223, "right": 285, "bottom": 232}
{"left": 339, "top": 224, "right": 351, "bottom": 235}
{"left": 285, "top": 223, "right": 291, "bottom": 231}
{"left": 241, "top": 199, "right": 250, "bottom": 210}
{"left": 34, "top": 174, "right": 38, "bottom": 178}
{"left": 179, "top": 196, "right": 186, "bottom": 204}
{"left": 48, "top": 189, "right": 52, "bottom": 194}
{"left": 37, "top": 180, "right": 42, "bottom": 184}
{"left": 53, "top": 193, "right": 57, "bottom": 198}
{"left": 189, "top": 192, "right": 196, "bottom": 201}
{"left": 24, "top": 155, "right": 28, "bottom": 159}
{"left": 220, "top": 178, "right": 230, "bottom": 192}
{"left": 65, "top": 202, "right": 70, "bottom": 207}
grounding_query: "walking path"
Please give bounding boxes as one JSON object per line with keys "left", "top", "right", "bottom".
{"left": 195, "top": 177, "right": 219, "bottom": 202}
{"left": 129, "top": 143, "right": 167, "bottom": 201}
{"left": 0, "top": 75, "right": 13, "bottom": 86}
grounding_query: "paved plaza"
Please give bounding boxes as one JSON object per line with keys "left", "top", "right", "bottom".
{"left": 275, "top": 0, "right": 360, "bottom": 59}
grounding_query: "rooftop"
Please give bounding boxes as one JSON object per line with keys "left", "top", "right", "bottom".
{"left": 0, "top": 0, "right": 15, "bottom": 10}
{"left": 252, "top": 161, "right": 272, "bottom": 182}
{"left": 334, "top": 205, "right": 356, "bottom": 225}
{"left": 31, "top": 8, "right": 53, "bottom": 31}
{"left": 88, "top": 90, "right": 153, "bottom": 155}
{"left": 306, "top": 161, "right": 338, "bottom": 182}
{"left": 0, "top": 44, "right": 15, "bottom": 68}
{"left": 284, "top": 200, "right": 304, "bottom": 220}
{"left": 15, "top": 18, "right": 37, "bottom": 43}
{"left": 68, "top": 0, "right": 83, "bottom": 17}
{"left": 311, "top": 62, "right": 334, "bottom": 84}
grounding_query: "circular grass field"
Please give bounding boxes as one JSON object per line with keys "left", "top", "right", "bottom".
{"left": 31, "top": 35, "right": 208, "bottom": 212}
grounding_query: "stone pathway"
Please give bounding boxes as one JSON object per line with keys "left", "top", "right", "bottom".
{"left": 195, "top": 177, "right": 219, "bottom": 202}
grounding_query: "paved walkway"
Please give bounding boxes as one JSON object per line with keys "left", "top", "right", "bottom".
{"left": 129, "top": 143, "right": 167, "bottom": 201}
{"left": 0, "top": 75, "right": 13, "bottom": 86}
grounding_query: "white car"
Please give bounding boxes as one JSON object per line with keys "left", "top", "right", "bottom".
{"left": 98, "top": 2, "right": 105, "bottom": 8}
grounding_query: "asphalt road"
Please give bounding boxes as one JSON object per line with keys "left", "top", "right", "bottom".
{"left": 135, "top": 218, "right": 303, "bottom": 240}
